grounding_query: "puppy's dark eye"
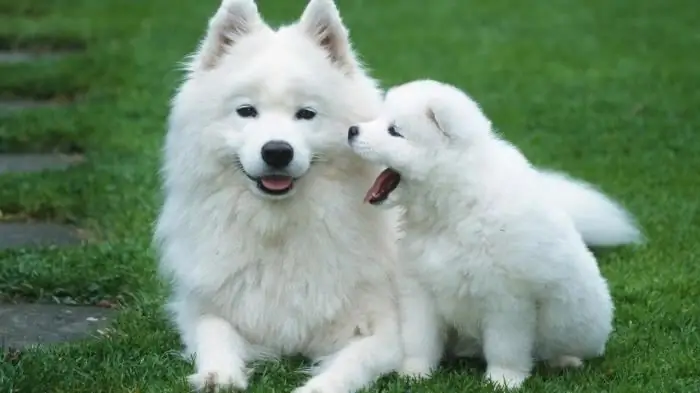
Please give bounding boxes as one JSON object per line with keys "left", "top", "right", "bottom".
{"left": 388, "top": 125, "right": 403, "bottom": 138}
{"left": 295, "top": 108, "right": 317, "bottom": 120}
{"left": 236, "top": 105, "right": 258, "bottom": 118}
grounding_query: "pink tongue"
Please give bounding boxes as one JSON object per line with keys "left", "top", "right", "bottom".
{"left": 261, "top": 176, "right": 293, "bottom": 190}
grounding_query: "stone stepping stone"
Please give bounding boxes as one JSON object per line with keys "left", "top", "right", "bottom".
{"left": 0, "top": 153, "right": 83, "bottom": 174}
{"left": 0, "top": 51, "right": 75, "bottom": 64}
{"left": 0, "top": 99, "right": 66, "bottom": 114}
{"left": 0, "top": 304, "right": 116, "bottom": 349}
{"left": 0, "top": 223, "right": 83, "bottom": 250}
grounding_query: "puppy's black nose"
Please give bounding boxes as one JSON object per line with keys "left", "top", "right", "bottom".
{"left": 261, "top": 140, "right": 294, "bottom": 168}
{"left": 348, "top": 126, "right": 359, "bottom": 142}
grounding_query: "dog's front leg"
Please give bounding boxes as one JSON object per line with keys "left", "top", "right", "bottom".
{"left": 293, "top": 312, "right": 402, "bottom": 393}
{"left": 397, "top": 275, "right": 444, "bottom": 379}
{"left": 482, "top": 299, "right": 537, "bottom": 390}
{"left": 186, "top": 314, "right": 250, "bottom": 391}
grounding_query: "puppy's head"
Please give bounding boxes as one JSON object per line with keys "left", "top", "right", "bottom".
{"left": 347, "top": 79, "right": 493, "bottom": 205}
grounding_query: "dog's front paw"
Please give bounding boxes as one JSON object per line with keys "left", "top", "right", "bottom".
{"left": 188, "top": 367, "right": 248, "bottom": 392}
{"left": 398, "top": 357, "right": 434, "bottom": 380}
{"left": 485, "top": 366, "right": 528, "bottom": 390}
{"left": 293, "top": 376, "right": 343, "bottom": 393}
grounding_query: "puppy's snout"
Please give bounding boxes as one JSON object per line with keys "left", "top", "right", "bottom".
{"left": 347, "top": 126, "right": 359, "bottom": 143}
{"left": 261, "top": 140, "right": 294, "bottom": 168}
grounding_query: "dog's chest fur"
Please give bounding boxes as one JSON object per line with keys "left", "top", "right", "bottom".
{"left": 161, "top": 183, "right": 397, "bottom": 357}
{"left": 401, "top": 223, "right": 495, "bottom": 337}
{"left": 399, "top": 190, "right": 528, "bottom": 338}
{"left": 205, "top": 236, "right": 361, "bottom": 353}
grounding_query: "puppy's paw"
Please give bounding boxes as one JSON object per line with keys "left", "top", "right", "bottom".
{"left": 188, "top": 367, "right": 248, "bottom": 392}
{"left": 547, "top": 355, "right": 583, "bottom": 369}
{"left": 293, "top": 377, "right": 342, "bottom": 393}
{"left": 485, "top": 366, "right": 528, "bottom": 390}
{"left": 398, "top": 357, "right": 435, "bottom": 380}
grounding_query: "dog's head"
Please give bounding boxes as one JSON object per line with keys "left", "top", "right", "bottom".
{"left": 166, "top": 0, "right": 382, "bottom": 200}
{"left": 347, "top": 79, "right": 493, "bottom": 205}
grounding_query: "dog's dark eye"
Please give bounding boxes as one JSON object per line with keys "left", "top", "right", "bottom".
{"left": 236, "top": 105, "right": 258, "bottom": 118}
{"left": 295, "top": 108, "right": 317, "bottom": 120}
{"left": 388, "top": 125, "right": 403, "bottom": 138}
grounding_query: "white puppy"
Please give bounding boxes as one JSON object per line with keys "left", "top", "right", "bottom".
{"left": 348, "top": 79, "right": 618, "bottom": 389}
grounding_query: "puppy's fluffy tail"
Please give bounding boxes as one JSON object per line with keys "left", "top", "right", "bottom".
{"left": 537, "top": 170, "right": 643, "bottom": 247}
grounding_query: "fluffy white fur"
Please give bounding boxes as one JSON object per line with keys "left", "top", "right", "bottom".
{"left": 535, "top": 170, "right": 642, "bottom": 247}
{"left": 155, "top": 0, "right": 641, "bottom": 390}
{"left": 348, "top": 79, "right": 630, "bottom": 389}
{"left": 154, "top": 1, "right": 405, "bottom": 392}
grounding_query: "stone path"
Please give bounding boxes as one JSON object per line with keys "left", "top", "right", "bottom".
{"left": 0, "top": 48, "right": 76, "bottom": 115}
{"left": 0, "top": 153, "right": 83, "bottom": 174}
{"left": 0, "top": 50, "right": 76, "bottom": 64}
{"left": 0, "top": 154, "right": 84, "bottom": 249}
{"left": 0, "top": 223, "right": 83, "bottom": 250}
{"left": 0, "top": 99, "right": 66, "bottom": 115}
{"left": 0, "top": 43, "right": 109, "bottom": 348}
{"left": 0, "top": 304, "right": 115, "bottom": 349}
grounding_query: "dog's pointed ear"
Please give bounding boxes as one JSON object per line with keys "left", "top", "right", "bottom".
{"left": 298, "top": 0, "right": 358, "bottom": 74}
{"left": 191, "top": 0, "right": 268, "bottom": 71}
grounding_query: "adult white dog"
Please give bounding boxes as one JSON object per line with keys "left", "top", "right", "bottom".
{"left": 155, "top": 0, "right": 641, "bottom": 391}
{"left": 348, "top": 79, "right": 640, "bottom": 389}
{"left": 154, "top": 0, "right": 404, "bottom": 392}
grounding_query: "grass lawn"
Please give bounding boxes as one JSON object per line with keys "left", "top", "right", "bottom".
{"left": 1, "top": 0, "right": 698, "bottom": 392}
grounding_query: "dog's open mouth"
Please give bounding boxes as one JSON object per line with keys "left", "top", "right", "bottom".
{"left": 258, "top": 175, "right": 294, "bottom": 195}
{"left": 364, "top": 168, "right": 401, "bottom": 205}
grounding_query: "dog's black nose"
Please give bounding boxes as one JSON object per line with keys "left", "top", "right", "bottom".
{"left": 261, "top": 140, "right": 294, "bottom": 168}
{"left": 348, "top": 126, "right": 359, "bottom": 142}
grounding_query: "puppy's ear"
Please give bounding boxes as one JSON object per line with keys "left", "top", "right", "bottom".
{"left": 191, "top": 0, "right": 269, "bottom": 71}
{"left": 298, "top": 0, "right": 359, "bottom": 74}
{"left": 424, "top": 89, "right": 493, "bottom": 142}
{"left": 426, "top": 106, "right": 451, "bottom": 139}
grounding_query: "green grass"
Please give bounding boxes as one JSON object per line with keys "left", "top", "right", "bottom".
{"left": 0, "top": 0, "right": 698, "bottom": 392}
